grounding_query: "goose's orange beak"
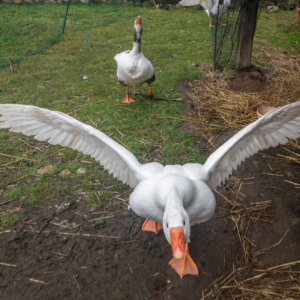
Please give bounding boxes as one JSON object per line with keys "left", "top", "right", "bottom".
{"left": 170, "top": 227, "right": 186, "bottom": 260}
{"left": 135, "top": 16, "right": 142, "bottom": 26}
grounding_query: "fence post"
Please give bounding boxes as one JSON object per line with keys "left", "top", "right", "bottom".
{"left": 234, "top": 0, "right": 260, "bottom": 70}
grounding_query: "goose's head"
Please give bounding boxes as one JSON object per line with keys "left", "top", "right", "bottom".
{"left": 163, "top": 208, "right": 190, "bottom": 259}
{"left": 134, "top": 16, "right": 143, "bottom": 38}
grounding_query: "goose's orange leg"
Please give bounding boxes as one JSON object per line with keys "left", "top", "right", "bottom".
{"left": 121, "top": 86, "right": 135, "bottom": 104}
{"left": 142, "top": 219, "right": 163, "bottom": 234}
{"left": 219, "top": 17, "right": 226, "bottom": 26}
{"left": 169, "top": 243, "right": 199, "bottom": 278}
{"left": 209, "top": 18, "right": 215, "bottom": 28}
{"left": 148, "top": 84, "right": 153, "bottom": 98}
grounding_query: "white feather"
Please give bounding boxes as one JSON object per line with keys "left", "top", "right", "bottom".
{"left": 0, "top": 104, "right": 162, "bottom": 188}
{"left": 204, "top": 101, "right": 300, "bottom": 189}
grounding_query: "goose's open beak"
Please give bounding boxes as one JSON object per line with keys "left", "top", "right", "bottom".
{"left": 170, "top": 227, "right": 186, "bottom": 260}
{"left": 135, "top": 16, "right": 142, "bottom": 26}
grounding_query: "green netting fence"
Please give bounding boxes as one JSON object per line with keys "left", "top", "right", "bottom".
{"left": 0, "top": 0, "right": 157, "bottom": 68}
{"left": 211, "top": 0, "right": 265, "bottom": 70}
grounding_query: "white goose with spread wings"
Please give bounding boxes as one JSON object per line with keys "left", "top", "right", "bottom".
{"left": 1, "top": 102, "right": 300, "bottom": 278}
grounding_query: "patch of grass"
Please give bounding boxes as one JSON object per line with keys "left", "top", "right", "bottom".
{"left": 0, "top": 213, "right": 19, "bottom": 230}
{"left": 26, "top": 196, "right": 40, "bottom": 209}
{"left": 4, "top": 187, "right": 24, "bottom": 200}
{"left": 113, "top": 179, "right": 129, "bottom": 191}
{"left": 99, "top": 191, "right": 112, "bottom": 201}
{"left": 94, "top": 219, "right": 106, "bottom": 229}
{"left": 116, "top": 204, "right": 124, "bottom": 212}
{"left": 88, "top": 192, "right": 98, "bottom": 205}
{"left": 254, "top": 11, "right": 300, "bottom": 55}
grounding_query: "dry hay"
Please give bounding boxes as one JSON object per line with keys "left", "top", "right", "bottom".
{"left": 185, "top": 46, "right": 300, "bottom": 154}
{"left": 204, "top": 253, "right": 300, "bottom": 299}
{"left": 204, "top": 191, "right": 300, "bottom": 299}
{"left": 200, "top": 161, "right": 300, "bottom": 299}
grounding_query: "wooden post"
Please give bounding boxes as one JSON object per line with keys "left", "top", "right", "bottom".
{"left": 235, "top": 0, "right": 260, "bottom": 70}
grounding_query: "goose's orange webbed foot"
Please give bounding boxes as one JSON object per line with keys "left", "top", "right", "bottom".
{"left": 169, "top": 243, "right": 198, "bottom": 278}
{"left": 121, "top": 95, "right": 135, "bottom": 104}
{"left": 142, "top": 219, "right": 163, "bottom": 234}
{"left": 121, "top": 86, "right": 135, "bottom": 104}
{"left": 209, "top": 19, "right": 215, "bottom": 28}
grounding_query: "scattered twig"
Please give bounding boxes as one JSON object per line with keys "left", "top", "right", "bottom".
{"left": 161, "top": 284, "right": 173, "bottom": 300}
{"left": 0, "top": 262, "right": 17, "bottom": 267}
{"left": 36, "top": 213, "right": 54, "bottom": 236}
{"left": 73, "top": 275, "right": 83, "bottom": 299}
{"left": 29, "top": 278, "right": 47, "bottom": 284}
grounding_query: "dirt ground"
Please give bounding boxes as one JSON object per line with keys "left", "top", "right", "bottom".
{"left": 227, "top": 65, "right": 271, "bottom": 93}
{"left": 1, "top": 73, "right": 300, "bottom": 300}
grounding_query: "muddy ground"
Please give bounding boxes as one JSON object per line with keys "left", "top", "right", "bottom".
{"left": 0, "top": 73, "right": 300, "bottom": 300}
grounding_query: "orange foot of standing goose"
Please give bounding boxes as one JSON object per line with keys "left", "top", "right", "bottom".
{"left": 142, "top": 219, "right": 163, "bottom": 234}
{"left": 169, "top": 243, "right": 199, "bottom": 278}
{"left": 121, "top": 86, "right": 135, "bottom": 104}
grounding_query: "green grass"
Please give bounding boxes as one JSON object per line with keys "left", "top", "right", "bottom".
{"left": 0, "top": 2, "right": 65, "bottom": 67}
{"left": 0, "top": 214, "right": 19, "bottom": 229}
{"left": 116, "top": 204, "right": 124, "bottom": 212}
{"left": 95, "top": 219, "right": 106, "bottom": 229}
{"left": 254, "top": 10, "right": 300, "bottom": 58}
{"left": 0, "top": 6, "right": 299, "bottom": 230}
{"left": 0, "top": 2, "right": 152, "bottom": 67}
{"left": 26, "top": 196, "right": 39, "bottom": 209}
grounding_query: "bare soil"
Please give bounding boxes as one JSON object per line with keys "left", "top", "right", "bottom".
{"left": 227, "top": 65, "right": 271, "bottom": 93}
{"left": 1, "top": 74, "right": 300, "bottom": 299}
{"left": 1, "top": 141, "right": 300, "bottom": 300}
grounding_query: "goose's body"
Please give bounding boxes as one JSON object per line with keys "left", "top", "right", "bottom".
{"left": 115, "top": 49, "right": 155, "bottom": 88}
{"left": 179, "top": 0, "right": 231, "bottom": 27}
{"left": 1, "top": 101, "right": 300, "bottom": 277}
{"left": 130, "top": 168, "right": 215, "bottom": 229}
{"left": 114, "top": 16, "right": 155, "bottom": 103}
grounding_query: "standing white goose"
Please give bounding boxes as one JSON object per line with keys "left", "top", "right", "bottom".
{"left": 179, "top": 0, "right": 231, "bottom": 27}
{"left": 1, "top": 102, "right": 300, "bottom": 277}
{"left": 114, "top": 16, "right": 155, "bottom": 104}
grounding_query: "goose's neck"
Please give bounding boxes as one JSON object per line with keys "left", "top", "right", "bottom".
{"left": 132, "top": 27, "right": 142, "bottom": 54}
{"left": 165, "top": 186, "right": 184, "bottom": 211}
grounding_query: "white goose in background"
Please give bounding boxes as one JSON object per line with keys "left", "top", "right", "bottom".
{"left": 1, "top": 102, "right": 300, "bottom": 278}
{"left": 114, "top": 16, "right": 155, "bottom": 104}
{"left": 179, "top": 0, "right": 231, "bottom": 27}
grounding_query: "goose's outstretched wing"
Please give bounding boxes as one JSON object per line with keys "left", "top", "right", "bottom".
{"left": 0, "top": 104, "right": 151, "bottom": 188}
{"left": 203, "top": 101, "right": 300, "bottom": 189}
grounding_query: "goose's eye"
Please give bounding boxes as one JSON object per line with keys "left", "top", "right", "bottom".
{"left": 166, "top": 223, "right": 168, "bottom": 228}
{"left": 183, "top": 220, "right": 186, "bottom": 226}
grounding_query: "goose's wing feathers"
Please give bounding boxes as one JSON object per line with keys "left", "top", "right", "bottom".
{"left": 203, "top": 101, "right": 300, "bottom": 189}
{"left": 179, "top": 0, "right": 212, "bottom": 10}
{"left": 114, "top": 50, "right": 131, "bottom": 64}
{"left": 0, "top": 104, "right": 149, "bottom": 188}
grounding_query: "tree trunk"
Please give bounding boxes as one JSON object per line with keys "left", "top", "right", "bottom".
{"left": 235, "top": 0, "right": 260, "bottom": 70}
